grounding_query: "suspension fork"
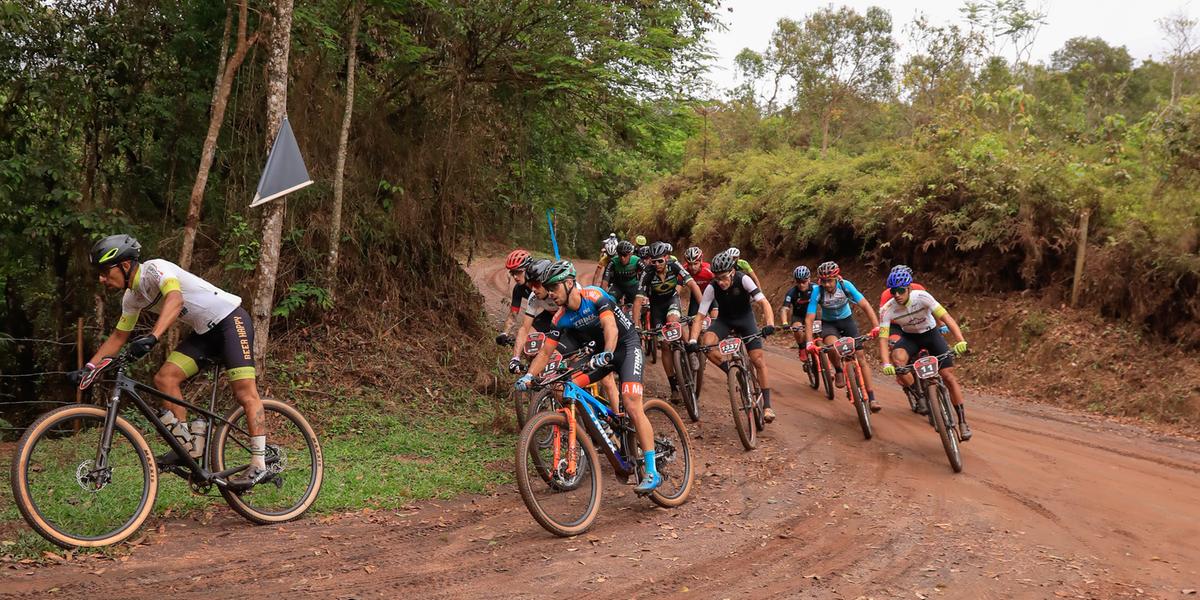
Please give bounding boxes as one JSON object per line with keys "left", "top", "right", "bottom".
{"left": 552, "top": 401, "right": 579, "bottom": 476}
{"left": 93, "top": 376, "right": 126, "bottom": 472}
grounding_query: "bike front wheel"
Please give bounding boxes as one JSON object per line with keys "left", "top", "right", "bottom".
{"left": 805, "top": 356, "right": 819, "bottom": 389}
{"left": 515, "top": 411, "right": 602, "bottom": 537}
{"left": 929, "top": 382, "right": 963, "bottom": 473}
{"left": 819, "top": 353, "right": 835, "bottom": 400}
{"left": 11, "top": 404, "right": 157, "bottom": 548}
{"left": 847, "top": 362, "right": 873, "bottom": 440}
{"left": 211, "top": 399, "right": 324, "bottom": 524}
{"left": 727, "top": 365, "right": 757, "bottom": 450}
{"left": 673, "top": 348, "right": 700, "bottom": 422}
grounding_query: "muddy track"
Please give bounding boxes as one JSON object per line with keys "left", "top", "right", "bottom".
{"left": 3, "top": 258, "right": 1198, "bottom": 599}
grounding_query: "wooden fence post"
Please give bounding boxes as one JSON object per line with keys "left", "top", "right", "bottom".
{"left": 1070, "top": 208, "right": 1091, "bottom": 308}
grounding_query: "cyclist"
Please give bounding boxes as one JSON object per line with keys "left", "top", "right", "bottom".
{"left": 633, "top": 235, "right": 651, "bottom": 260}
{"left": 803, "top": 261, "right": 882, "bottom": 412}
{"left": 682, "top": 246, "right": 717, "bottom": 318}
{"left": 591, "top": 235, "right": 620, "bottom": 285}
{"left": 511, "top": 259, "right": 621, "bottom": 409}
{"left": 876, "top": 269, "right": 972, "bottom": 440}
{"left": 82, "top": 234, "right": 268, "bottom": 488}
{"left": 878, "top": 265, "right": 928, "bottom": 388}
{"left": 515, "top": 261, "right": 662, "bottom": 493}
{"left": 633, "top": 242, "right": 703, "bottom": 402}
{"left": 685, "top": 251, "right": 778, "bottom": 422}
{"left": 724, "top": 247, "right": 762, "bottom": 289}
{"left": 780, "top": 266, "right": 815, "bottom": 359}
{"left": 497, "top": 249, "right": 534, "bottom": 346}
{"left": 602, "top": 240, "right": 641, "bottom": 311}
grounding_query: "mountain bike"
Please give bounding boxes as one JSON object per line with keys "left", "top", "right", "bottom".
{"left": 895, "top": 350, "right": 965, "bottom": 473}
{"left": 700, "top": 332, "right": 767, "bottom": 451}
{"left": 515, "top": 359, "right": 693, "bottom": 537}
{"left": 786, "top": 323, "right": 821, "bottom": 391}
{"left": 10, "top": 351, "right": 323, "bottom": 549}
{"left": 653, "top": 316, "right": 701, "bottom": 422}
{"left": 815, "top": 334, "right": 875, "bottom": 440}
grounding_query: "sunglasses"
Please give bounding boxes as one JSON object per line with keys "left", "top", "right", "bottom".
{"left": 648, "top": 258, "right": 666, "bottom": 265}
{"left": 890, "top": 286, "right": 909, "bottom": 295}
{"left": 509, "top": 269, "right": 525, "bottom": 277}
{"left": 713, "top": 271, "right": 734, "bottom": 280}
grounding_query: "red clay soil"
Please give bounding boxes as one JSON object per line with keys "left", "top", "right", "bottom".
{"left": 1, "top": 257, "right": 1197, "bottom": 599}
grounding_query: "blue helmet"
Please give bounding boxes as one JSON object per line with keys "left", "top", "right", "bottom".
{"left": 886, "top": 267, "right": 913, "bottom": 289}
{"left": 793, "top": 265, "right": 810, "bottom": 280}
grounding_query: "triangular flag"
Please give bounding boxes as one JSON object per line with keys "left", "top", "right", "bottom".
{"left": 250, "top": 116, "right": 313, "bottom": 208}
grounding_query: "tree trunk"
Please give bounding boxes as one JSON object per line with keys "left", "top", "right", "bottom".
{"left": 179, "top": 0, "right": 260, "bottom": 271}
{"left": 1071, "top": 208, "right": 1091, "bottom": 308}
{"left": 251, "top": 0, "right": 295, "bottom": 368}
{"left": 326, "top": 2, "right": 362, "bottom": 300}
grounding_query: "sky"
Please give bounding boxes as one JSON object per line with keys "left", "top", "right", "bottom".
{"left": 704, "top": 0, "right": 1195, "bottom": 91}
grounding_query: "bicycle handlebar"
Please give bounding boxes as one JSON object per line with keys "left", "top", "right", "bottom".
{"left": 893, "top": 350, "right": 959, "bottom": 374}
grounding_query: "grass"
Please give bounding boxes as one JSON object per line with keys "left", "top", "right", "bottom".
{"left": 0, "top": 389, "right": 516, "bottom": 560}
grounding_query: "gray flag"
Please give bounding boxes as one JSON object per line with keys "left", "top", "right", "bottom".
{"left": 250, "top": 117, "right": 313, "bottom": 208}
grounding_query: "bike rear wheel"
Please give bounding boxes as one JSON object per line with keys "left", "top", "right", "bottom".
{"left": 672, "top": 348, "right": 700, "bottom": 422}
{"left": 11, "top": 405, "right": 157, "bottom": 549}
{"left": 641, "top": 399, "right": 694, "bottom": 508}
{"left": 515, "top": 411, "right": 602, "bottom": 537}
{"left": 727, "top": 365, "right": 757, "bottom": 450}
{"left": 847, "top": 362, "right": 873, "bottom": 440}
{"left": 212, "top": 399, "right": 324, "bottom": 524}
{"left": 929, "top": 382, "right": 963, "bottom": 473}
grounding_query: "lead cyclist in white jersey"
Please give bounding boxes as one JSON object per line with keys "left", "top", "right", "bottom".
{"left": 82, "top": 234, "right": 271, "bottom": 487}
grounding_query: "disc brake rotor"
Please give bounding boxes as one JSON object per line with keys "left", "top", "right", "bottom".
{"left": 75, "top": 460, "right": 110, "bottom": 493}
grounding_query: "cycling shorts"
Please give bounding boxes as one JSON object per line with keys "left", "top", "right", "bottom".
{"left": 895, "top": 328, "right": 954, "bottom": 368}
{"left": 532, "top": 311, "right": 555, "bottom": 334}
{"left": 167, "top": 306, "right": 256, "bottom": 381}
{"left": 819, "top": 316, "right": 859, "bottom": 342}
{"left": 648, "top": 295, "right": 682, "bottom": 329}
{"left": 706, "top": 312, "right": 763, "bottom": 351}
{"left": 609, "top": 282, "right": 639, "bottom": 306}
{"left": 575, "top": 336, "right": 644, "bottom": 396}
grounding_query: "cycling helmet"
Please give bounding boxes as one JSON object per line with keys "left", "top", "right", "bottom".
{"left": 889, "top": 264, "right": 913, "bottom": 278}
{"left": 634, "top": 235, "right": 647, "bottom": 246}
{"left": 647, "top": 241, "right": 671, "bottom": 259}
{"left": 90, "top": 234, "right": 141, "bottom": 268}
{"left": 793, "top": 265, "right": 811, "bottom": 280}
{"left": 816, "top": 261, "right": 840, "bottom": 279}
{"left": 505, "top": 249, "right": 532, "bottom": 271}
{"left": 663, "top": 242, "right": 673, "bottom": 254}
{"left": 886, "top": 268, "right": 913, "bottom": 289}
{"left": 711, "top": 251, "right": 737, "bottom": 273}
{"left": 617, "top": 240, "right": 634, "bottom": 256}
{"left": 603, "top": 238, "right": 618, "bottom": 257}
{"left": 525, "top": 258, "right": 553, "bottom": 284}
{"left": 726, "top": 246, "right": 741, "bottom": 261}
{"left": 684, "top": 246, "right": 702, "bottom": 262}
{"left": 635, "top": 245, "right": 650, "bottom": 258}
{"left": 542, "top": 260, "right": 577, "bottom": 285}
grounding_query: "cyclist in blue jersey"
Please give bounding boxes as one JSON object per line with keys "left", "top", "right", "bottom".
{"left": 516, "top": 261, "right": 661, "bottom": 493}
{"left": 803, "top": 261, "right": 882, "bottom": 412}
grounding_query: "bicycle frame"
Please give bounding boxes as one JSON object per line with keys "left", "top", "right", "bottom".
{"left": 558, "top": 381, "right": 635, "bottom": 478}
{"left": 95, "top": 359, "right": 251, "bottom": 487}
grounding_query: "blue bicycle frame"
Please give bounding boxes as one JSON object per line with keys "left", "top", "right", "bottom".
{"left": 558, "top": 380, "right": 636, "bottom": 479}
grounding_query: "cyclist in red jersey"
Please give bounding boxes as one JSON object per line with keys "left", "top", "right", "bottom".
{"left": 497, "top": 249, "right": 533, "bottom": 346}
{"left": 682, "top": 246, "right": 716, "bottom": 318}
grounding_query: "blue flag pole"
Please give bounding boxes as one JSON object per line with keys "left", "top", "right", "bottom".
{"left": 546, "top": 209, "right": 560, "bottom": 260}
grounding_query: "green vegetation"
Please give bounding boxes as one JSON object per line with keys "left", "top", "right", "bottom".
{"left": 620, "top": 3, "right": 1200, "bottom": 348}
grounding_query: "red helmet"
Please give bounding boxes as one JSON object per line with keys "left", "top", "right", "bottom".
{"left": 506, "top": 249, "right": 533, "bottom": 271}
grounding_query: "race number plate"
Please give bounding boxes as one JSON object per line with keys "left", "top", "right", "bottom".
{"left": 812, "top": 320, "right": 822, "bottom": 335}
{"left": 719, "top": 338, "right": 742, "bottom": 355}
{"left": 548, "top": 352, "right": 564, "bottom": 371}
{"left": 702, "top": 316, "right": 712, "bottom": 330}
{"left": 835, "top": 336, "right": 856, "bottom": 357}
{"left": 524, "top": 332, "right": 546, "bottom": 357}
{"left": 663, "top": 322, "right": 682, "bottom": 342}
{"left": 913, "top": 355, "right": 940, "bottom": 380}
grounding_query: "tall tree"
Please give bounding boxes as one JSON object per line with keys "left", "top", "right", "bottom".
{"left": 1158, "top": 8, "right": 1199, "bottom": 104}
{"left": 252, "top": 0, "right": 295, "bottom": 366}
{"left": 326, "top": 0, "right": 361, "bottom": 299}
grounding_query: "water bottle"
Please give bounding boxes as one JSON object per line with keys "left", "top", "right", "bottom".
{"left": 600, "top": 418, "right": 621, "bottom": 451}
{"left": 188, "top": 419, "right": 207, "bottom": 459}
{"left": 160, "top": 410, "right": 193, "bottom": 448}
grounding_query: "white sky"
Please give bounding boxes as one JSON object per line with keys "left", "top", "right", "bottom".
{"left": 705, "top": 0, "right": 1195, "bottom": 91}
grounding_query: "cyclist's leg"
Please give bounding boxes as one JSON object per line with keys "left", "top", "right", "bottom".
{"left": 916, "top": 330, "right": 963, "bottom": 405}
{"left": 614, "top": 340, "right": 653, "bottom": 451}
{"left": 159, "top": 332, "right": 213, "bottom": 421}
{"left": 704, "top": 319, "right": 734, "bottom": 368}
{"left": 651, "top": 298, "right": 675, "bottom": 380}
{"left": 217, "top": 308, "right": 266, "bottom": 438}
{"left": 890, "top": 344, "right": 914, "bottom": 387}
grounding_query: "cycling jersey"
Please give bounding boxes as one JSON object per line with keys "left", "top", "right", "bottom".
{"left": 782, "top": 284, "right": 814, "bottom": 313}
{"left": 879, "top": 289, "right": 946, "bottom": 336}
{"left": 698, "top": 273, "right": 764, "bottom": 319}
{"left": 524, "top": 291, "right": 558, "bottom": 320}
{"left": 117, "top": 259, "right": 241, "bottom": 334}
{"left": 510, "top": 283, "right": 531, "bottom": 313}
{"left": 806, "top": 279, "right": 864, "bottom": 321}
{"left": 548, "top": 286, "right": 637, "bottom": 348}
{"left": 603, "top": 256, "right": 641, "bottom": 286}
{"left": 878, "top": 282, "right": 926, "bottom": 309}
{"left": 637, "top": 260, "right": 692, "bottom": 300}
{"left": 684, "top": 261, "right": 714, "bottom": 292}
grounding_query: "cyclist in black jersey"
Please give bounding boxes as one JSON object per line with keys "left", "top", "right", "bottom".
{"left": 633, "top": 242, "right": 702, "bottom": 402}
{"left": 516, "top": 261, "right": 662, "bottom": 493}
{"left": 498, "top": 249, "right": 534, "bottom": 345}
{"left": 780, "top": 265, "right": 815, "bottom": 360}
{"left": 686, "top": 251, "right": 779, "bottom": 422}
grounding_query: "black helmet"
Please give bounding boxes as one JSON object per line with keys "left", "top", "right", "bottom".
{"left": 543, "top": 260, "right": 577, "bottom": 285}
{"left": 617, "top": 240, "right": 634, "bottom": 256}
{"left": 90, "top": 234, "right": 141, "bottom": 269}
{"left": 711, "top": 251, "right": 737, "bottom": 273}
{"left": 647, "top": 241, "right": 671, "bottom": 259}
{"left": 525, "top": 258, "right": 553, "bottom": 284}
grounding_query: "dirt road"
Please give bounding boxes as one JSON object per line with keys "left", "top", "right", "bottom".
{"left": 3, "top": 258, "right": 1198, "bottom": 599}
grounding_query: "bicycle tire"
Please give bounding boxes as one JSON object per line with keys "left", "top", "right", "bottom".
{"left": 727, "top": 365, "right": 757, "bottom": 450}
{"left": 641, "top": 399, "right": 694, "bottom": 508}
{"left": 930, "top": 382, "right": 963, "bottom": 473}
{"left": 512, "top": 388, "right": 531, "bottom": 430}
{"left": 673, "top": 348, "right": 700, "bottom": 422}
{"left": 805, "top": 355, "right": 819, "bottom": 389}
{"left": 515, "top": 411, "right": 603, "bottom": 537}
{"left": 819, "top": 352, "right": 835, "bottom": 400}
{"left": 694, "top": 350, "right": 706, "bottom": 398}
{"left": 211, "top": 399, "right": 324, "bottom": 524}
{"left": 847, "top": 362, "right": 873, "bottom": 440}
{"left": 11, "top": 405, "right": 157, "bottom": 549}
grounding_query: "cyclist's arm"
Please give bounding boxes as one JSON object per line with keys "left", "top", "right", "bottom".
{"left": 804, "top": 290, "right": 820, "bottom": 339}
{"left": 844, "top": 280, "right": 879, "bottom": 328}
{"left": 934, "top": 306, "right": 965, "bottom": 345}
{"left": 743, "top": 275, "right": 773, "bottom": 328}
{"left": 148, "top": 290, "right": 183, "bottom": 339}
{"left": 88, "top": 329, "right": 131, "bottom": 365}
{"left": 689, "top": 285, "right": 715, "bottom": 342}
{"left": 685, "top": 278, "right": 702, "bottom": 305}
{"left": 757, "top": 297, "right": 775, "bottom": 328}
{"left": 877, "top": 304, "right": 894, "bottom": 359}
{"left": 599, "top": 311, "right": 618, "bottom": 354}
{"left": 512, "top": 313, "right": 536, "bottom": 361}
{"left": 632, "top": 294, "right": 645, "bottom": 331}
{"left": 780, "top": 305, "right": 792, "bottom": 326}
{"left": 857, "top": 297, "right": 880, "bottom": 328}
